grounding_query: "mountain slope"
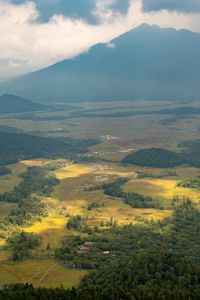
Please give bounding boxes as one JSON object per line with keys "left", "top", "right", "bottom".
{"left": 0, "top": 94, "right": 46, "bottom": 114}
{"left": 1, "top": 24, "right": 200, "bottom": 102}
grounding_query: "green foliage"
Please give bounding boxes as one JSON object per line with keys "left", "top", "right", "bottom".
{"left": 2, "top": 202, "right": 200, "bottom": 299}
{"left": 177, "top": 179, "right": 200, "bottom": 188}
{"left": 0, "top": 164, "right": 60, "bottom": 237}
{"left": 66, "top": 216, "right": 83, "bottom": 231}
{"left": 87, "top": 202, "right": 104, "bottom": 211}
{"left": 122, "top": 148, "right": 185, "bottom": 168}
{"left": 1, "top": 282, "right": 200, "bottom": 300}
{"left": 122, "top": 139, "right": 200, "bottom": 168}
{"left": 180, "top": 139, "right": 200, "bottom": 167}
{"left": 57, "top": 201, "right": 200, "bottom": 269}
{"left": 5, "top": 193, "right": 47, "bottom": 226}
{"left": 80, "top": 253, "right": 200, "bottom": 296}
{"left": 0, "top": 131, "right": 99, "bottom": 166}
{"left": 1, "top": 166, "right": 59, "bottom": 203}
{"left": 137, "top": 171, "right": 177, "bottom": 179}
{"left": 0, "top": 166, "right": 11, "bottom": 176}
{"left": 97, "top": 177, "right": 158, "bottom": 208}
{"left": 7, "top": 231, "right": 42, "bottom": 262}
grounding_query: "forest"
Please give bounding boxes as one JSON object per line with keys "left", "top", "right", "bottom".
{"left": 122, "top": 140, "right": 200, "bottom": 168}
{"left": 0, "top": 131, "right": 98, "bottom": 166}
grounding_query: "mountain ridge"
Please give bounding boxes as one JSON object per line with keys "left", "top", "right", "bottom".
{"left": 1, "top": 24, "right": 200, "bottom": 102}
{"left": 0, "top": 94, "right": 46, "bottom": 114}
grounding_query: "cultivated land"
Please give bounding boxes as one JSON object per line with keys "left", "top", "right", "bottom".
{"left": 0, "top": 100, "right": 200, "bottom": 288}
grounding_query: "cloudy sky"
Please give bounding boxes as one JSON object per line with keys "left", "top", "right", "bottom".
{"left": 0, "top": 0, "right": 200, "bottom": 81}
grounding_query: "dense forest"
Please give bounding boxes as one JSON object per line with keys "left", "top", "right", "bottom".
{"left": 122, "top": 140, "right": 200, "bottom": 168}
{"left": 0, "top": 131, "right": 98, "bottom": 166}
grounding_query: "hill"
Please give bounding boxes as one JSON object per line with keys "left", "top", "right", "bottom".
{"left": 1, "top": 24, "right": 200, "bottom": 102}
{"left": 0, "top": 131, "right": 98, "bottom": 166}
{"left": 0, "top": 94, "right": 46, "bottom": 114}
{"left": 122, "top": 142, "right": 200, "bottom": 168}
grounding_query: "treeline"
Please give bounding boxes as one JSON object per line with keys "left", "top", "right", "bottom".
{"left": 1, "top": 279, "right": 200, "bottom": 300}
{"left": 122, "top": 140, "right": 200, "bottom": 168}
{"left": 91, "top": 177, "right": 159, "bottom": 209}
{"left": 0, "top": 131, "right": 98, "bottom": 166}
{"left": 137, "top": 171, "right": 177, "bottom": 179}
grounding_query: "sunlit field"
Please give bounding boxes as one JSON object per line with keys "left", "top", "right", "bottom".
{"left": 123, "top": 178, "right": 200, "bottom": 206}
{"left": 0, "top": 260, "right": 87, "bottom": 288}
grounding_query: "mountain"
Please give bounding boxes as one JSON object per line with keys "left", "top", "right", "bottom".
{"left": 0, "top": 94, "right": 46, "bottom": 114}
{"left": 1, "top": 24, "right": 200, "bottom": 102}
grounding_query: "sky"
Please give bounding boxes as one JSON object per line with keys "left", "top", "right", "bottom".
{"left": 0, "top": 0, "right": 200, "bottom": 81}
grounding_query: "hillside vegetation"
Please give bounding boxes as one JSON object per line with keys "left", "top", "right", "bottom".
{"left": 122, "top": 141, "right": 200, "bottom": 168}
{"left": 0, "top": 131, "right": 98, "bottom": 166}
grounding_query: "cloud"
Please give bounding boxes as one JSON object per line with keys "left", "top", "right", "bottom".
{"left": 0, "top": 0, "right": 133, "bottom": 80}
{"left": 142, "top": 0, "right": 200, "bottom": 13}
{"left": 11, "top": 0, "right": 131, "bottom": 23}
{"left": 0, "top": 0, "right": 200, "bottom": 80}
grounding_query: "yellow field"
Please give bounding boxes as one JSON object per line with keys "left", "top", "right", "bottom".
{"left": 123, "top": 178, "right": 200, "bottom": 205}
{"left": 54, "top": 164, "right": 93, "bottom": 180}
{"left": 0, "top": 260, "right": 87, "bottom": 288}
{"left": 24, "top": 215, "right": 67, "bottom": 249}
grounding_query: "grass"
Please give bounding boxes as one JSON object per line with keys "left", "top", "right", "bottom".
{"left": 54, "top": 164, "right": 91, "bottom": 180}
{"left": 0, "top": 260, "right": 88, "bottom": 288}
{"left": 0, "top": 162, "right": 27, "bottom": 194}
{"left": 123, "top": 178, "right": 200, "bottom": 207}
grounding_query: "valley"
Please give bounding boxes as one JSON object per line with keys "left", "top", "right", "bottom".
{"left": 0, "top": 99, "right": 200, "bottom": 290}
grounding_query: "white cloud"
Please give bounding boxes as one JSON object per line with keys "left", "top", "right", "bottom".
{"left": 0, "top": 0, "right": 200, "bottom": 81}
